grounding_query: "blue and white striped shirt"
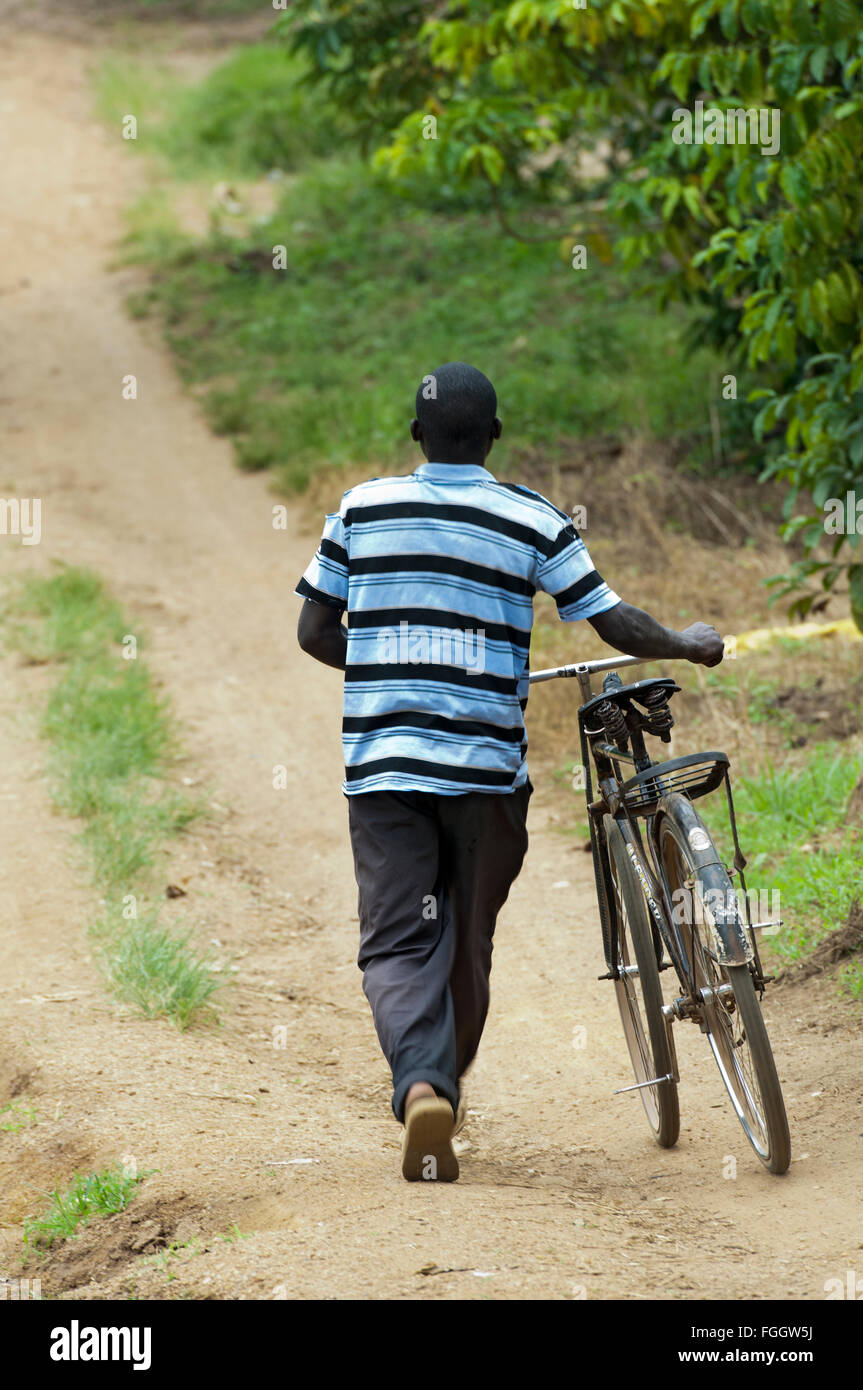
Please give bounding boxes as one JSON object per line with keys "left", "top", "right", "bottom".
{"left": 295, "top": 461, "right": 620, "bottom": 795}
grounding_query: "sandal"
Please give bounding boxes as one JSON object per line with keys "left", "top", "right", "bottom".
{"left": 401, "top": 1097, "right": 459, "bottom": 1182}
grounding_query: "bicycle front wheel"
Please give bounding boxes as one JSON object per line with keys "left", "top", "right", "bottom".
{"left": 604, "top": 815, "right": 679, "bottom": 1149}
{"left": 659, "top": 802, "right": 790, "bottom": 1175}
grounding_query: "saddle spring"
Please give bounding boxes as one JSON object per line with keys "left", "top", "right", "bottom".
{"left": 640, "top": 685, "right": 674, "bottom": 741}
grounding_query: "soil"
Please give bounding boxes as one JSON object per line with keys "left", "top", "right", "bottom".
{"left": 1, "top": 21, "right": 862, "bottom": 1302}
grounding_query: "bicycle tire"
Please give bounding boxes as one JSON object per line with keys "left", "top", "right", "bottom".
{"left": 604, "top": 815, "right": 679, "bottom": 1148}
{"left": 658, "top": 804, "right": 791, "bottom": 1175}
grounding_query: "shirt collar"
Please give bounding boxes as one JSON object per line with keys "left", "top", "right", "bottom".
{"left": 413, "top": 461, "right": 495, "bottom": 483}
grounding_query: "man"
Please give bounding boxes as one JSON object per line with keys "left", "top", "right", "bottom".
{"left": 295, "top": 362, "right": 723, "bottom": 1182}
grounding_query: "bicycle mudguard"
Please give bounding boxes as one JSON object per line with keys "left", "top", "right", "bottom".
{"left": 656, "top": 793, "right": 754, "bottom": 967}
{"left": 617, "top": 815, "right": 669, "bottom": 951}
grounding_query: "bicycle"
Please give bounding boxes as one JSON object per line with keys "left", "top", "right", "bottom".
{"left": 529, "top": 652, "right": 791, "bottom": 1175}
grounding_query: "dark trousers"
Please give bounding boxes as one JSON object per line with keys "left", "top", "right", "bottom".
{"left": 347, "top": 780, "right": 532, "bottom": 1122}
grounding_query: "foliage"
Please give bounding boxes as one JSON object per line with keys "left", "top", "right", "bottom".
{"left": 283, "top": 0, "right": 863, "bottom": 628}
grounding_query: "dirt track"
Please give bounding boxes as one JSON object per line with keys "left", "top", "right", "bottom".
{"left": 1, "top": 26, "right": 862, "bottom": 1301}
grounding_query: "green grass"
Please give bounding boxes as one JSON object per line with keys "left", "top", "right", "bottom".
{"left": 0, "top": 1102, "right": 38, "bottom": 1133}
{"left": 552, "top": 732, "right": 863, "bottom": 979}
{"left": 3, "top": 568, "right": 222, "bottom": 1029}
{"left": 703, "top": 664, "right": 863, "bottom": 746}
{"left": 125, "top": 155, "right": 724, "bottom": 494}
{"left": 214, "top": 1223, "right": 253, "bottom": 1243}
{"left": 101, "top": 42, "right": 728, "bottom": 496}
{"left": 24, "top": 1165, "right": 146, "bottom": 1253}
{"left": 146, "top": 1236, "right": 202, "bottom": 1281}
{"left": 706, "top": 741, "right": 863, "bottom": 966}
{"left": 102, "top": 910, "right": 224, "bottom": 1029}
{"left": 95, "top": 44, "right": 354, "bottom": 178}
{"left": 839, "top": 959, "right": 863, "bottom": 1000}
{"left": 12, "top": 565, "right": 124, "bottom": 663}
{"left": 143, "top": 1224, "right": 249, "bottom": 1284}
{"left": 704, "top": 670, "right": 784, "bottom": 724}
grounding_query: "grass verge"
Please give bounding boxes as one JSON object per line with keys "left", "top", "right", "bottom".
{"left": 3, "top": 566, "right": 222, "bottom": 1029}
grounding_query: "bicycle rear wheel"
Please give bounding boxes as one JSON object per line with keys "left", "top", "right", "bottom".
{"left": 658, "top": 803, "right": 790, "bottom": 1175}
{"left": 603, "top": 815, "right": 679, "bottom": 1148}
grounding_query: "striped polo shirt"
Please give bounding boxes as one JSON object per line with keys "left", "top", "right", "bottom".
{"left": 295, "top": 461, "right": 620, "bottom": 795}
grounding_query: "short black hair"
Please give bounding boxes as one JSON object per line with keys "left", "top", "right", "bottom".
{"left": 415, "top": 362, "right": 497, "bottom": 454}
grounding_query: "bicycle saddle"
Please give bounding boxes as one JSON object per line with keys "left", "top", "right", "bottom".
{"left": 580, "top": 676, "right": 681, "bottom": 720}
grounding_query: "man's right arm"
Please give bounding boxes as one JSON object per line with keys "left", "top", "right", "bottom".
{"left": 297, "top": 598, "right": 347, "bottom": 671}
{"left": 589, "top": 601, "right": 725, "bottom": 667}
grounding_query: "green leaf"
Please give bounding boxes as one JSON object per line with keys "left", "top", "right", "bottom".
{"left": 682, "top": 184, "right": 703, "bottom": 220}
{"left": 719, "top": 0, "right": 738, "bottom": 40}
{"left": 779, "top": 162, "right": 811, "bottom": 207}
{"left": 791, "top": 0, "right": 815, "bottom": 43}
{"left": 828, "top": 270, "right": 854, "bottom": 322}
{"left": 739, "top": 50, "right": 761, "bottom": 101}
{"left": 767, "top": 220, "right": 785, "bottom": 267}
{"left": 809, "top": 46, "right": 830, "bottom": 83}
{"left": 740, "top": 0, "right": 764, "bottom": 36}
{"left": 661, "top": 183, "right": 682, "bottom": 219}
{"left": 691, "top": 2, "right": 715, "bottom": 40}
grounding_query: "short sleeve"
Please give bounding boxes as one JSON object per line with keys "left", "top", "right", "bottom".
{"left": 536, "top": 520, "right": 620, "bottom": 622}
{"left": 294, "top": 508, "right": 349, "bottom": 611}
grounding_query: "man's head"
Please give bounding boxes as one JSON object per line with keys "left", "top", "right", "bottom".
{"left": 411, "top": 362, "right": 502, "bottom": 465}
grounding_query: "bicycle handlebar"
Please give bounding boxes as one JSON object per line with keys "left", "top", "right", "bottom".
{"left": 528, "top": 654, "right": 645, "bottom": 685}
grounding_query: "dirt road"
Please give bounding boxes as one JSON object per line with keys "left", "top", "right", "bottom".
{"left": 1, "top": 25, "right": 861, "bottom": 1301}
